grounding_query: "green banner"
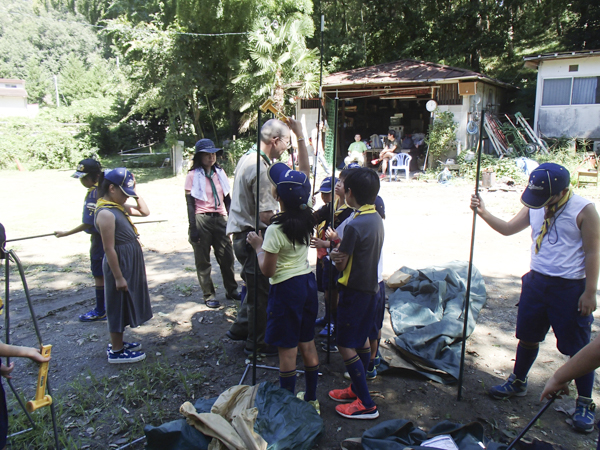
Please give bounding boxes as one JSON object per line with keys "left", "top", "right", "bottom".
{"left": 324, "top": 97, "right": 336, "bottom": 165}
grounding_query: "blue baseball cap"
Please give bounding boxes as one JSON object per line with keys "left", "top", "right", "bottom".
{"left": 104, "top": 168, "right": 138, "bottom": 198}
{"left": 317, "top": 176, "right": 337, "bottom": 194}
{"left": 72, "top": 158, "right": 102, "bottom": 178}
{"left": 521, "top": 163, "right": 570, "bottom": 209}
{"left": 268, "top": 162, "right": 311, "bottom": 209}
{"left": 195, "top": 138, "right": 223, "bottom": 155}
{"left": 345, "top": 162, "right": 362, "bottom": 169}
{"left": 374, "top": 195, "right": 385, "bottom": 219}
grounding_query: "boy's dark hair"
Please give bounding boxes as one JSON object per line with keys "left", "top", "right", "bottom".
{"left": 271, "top": 207, "right": 317, "bottom": 247}
{"left": 343, "top": 168, "right": 380, "bottom": 205}
{"left": 388, "top": 130, "right": 397, "bottom": 139}
{"left": 339, "top": 165, "right": 359, "bottom": 180}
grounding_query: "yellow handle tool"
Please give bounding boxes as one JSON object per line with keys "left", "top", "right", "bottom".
{"left": 260, "top": 98, "right": 290, "bottom": 124}
{"left": 26, "top": 345, "right": 52, "bottom": 412}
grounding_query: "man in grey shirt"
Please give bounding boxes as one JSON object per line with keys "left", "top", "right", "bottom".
{"left": 226, "top": 118, "right": 307, "bottom": 356}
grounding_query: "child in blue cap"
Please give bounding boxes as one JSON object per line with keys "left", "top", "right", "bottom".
{"left": 471, "top": 162, "right": 599, "bottom": 433}
{"left": 95, "top": 168, "right": 153, "bottom": 364}
{"left": 246, "top": 147, "right": 321, "bottom": 413}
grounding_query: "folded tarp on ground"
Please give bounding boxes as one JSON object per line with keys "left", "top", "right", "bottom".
{"left": 383, "top": 260, "right": 487, "bottom": 384}
{"left": 145, "top": 382, "right": 323, "bottom": 450}
{"left": 357, "top": 419, "right": 561, "bottom": 449}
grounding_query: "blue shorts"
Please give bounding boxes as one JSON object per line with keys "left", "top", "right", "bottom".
{"left": 516, "top": 271, "right": 593, "bottom": 356}
{"left": 322, "top": 257, "right": 339, "bottom": 290}
{"left": 90, "top": 233, "right": 105, "bottom": 278}
{"left": 265, "top": 273, "right": 318, "bottom": 348}
{"left": 368, "top": 281, "right": 386, "bottom": 340}
{"left": 336, "top": 286, "right": 376, "bottom": 349}
{"left": 0, "top": 375, "right": 6, "bottom": 449}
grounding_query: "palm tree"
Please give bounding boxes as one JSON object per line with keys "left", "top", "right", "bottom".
{"left": 231, "top": 16, "right": 319, "bottom": 132}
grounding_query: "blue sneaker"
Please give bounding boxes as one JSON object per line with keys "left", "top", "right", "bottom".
{"left": 366, "top": 367, "right": 377, "bottom": 380}
{"left": 107, "top": 348, "right": 146, "bottom": 364}
{"left": 78, "top": 308, "right": 107, "bottom": 322}
{"left": 314, "top": 316, "right": 328, "bottom": 327}
{"left": 572, "top": 396, "right": 595, "bottom": 433}
{"left": 319, "top": 323, "right": 335, "bottom": 336}
{"left": 107, "top": 342, "right": 142, "bottom": 355}
{"left": 488, "top": 373, "right": 527, "bottom": 399}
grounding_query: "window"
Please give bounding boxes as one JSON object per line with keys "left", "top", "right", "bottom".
{"left": 436, "top": 84, "right": 462, "bottom": 105}
{"left": 572, "top": 77, "right": 600, "bottom": 104}
{"left": 569, "top": 65, "right": 579, "bottom": 72}
{"left": 542, "top": 78, "right": 572, "bottom": 105}
{"left": 301, "top": 99, "right": 320, "bottom": 109}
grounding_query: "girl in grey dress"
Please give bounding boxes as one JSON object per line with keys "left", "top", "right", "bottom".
{"left": 95, "top": 168, "right": 152, "bottom": 364}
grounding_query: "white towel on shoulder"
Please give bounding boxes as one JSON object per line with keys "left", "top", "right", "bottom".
{"left": 191, "top": 167, "right": 231, "bottom": 201}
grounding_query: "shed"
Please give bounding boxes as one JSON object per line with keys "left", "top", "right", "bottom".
{"left": 295, "top": 59, "right": 512, "bottom": 165}
{"left": 0, "top": 79, "right": 38, "bottom": 117}
{"left": 524, "top": 50, "right": 600, "bottom": 145}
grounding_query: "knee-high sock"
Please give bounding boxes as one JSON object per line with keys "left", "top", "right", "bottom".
{"left": 95, "top": 287, "right": 105, "bottom": 314}
{"left": 575, "top": 370, "right": 594, "bottom": 399}
{"left": 304, "top": 364, "right": 319, "bottom": 401}
{"left": 345, "top": 355, "right": 374, "bottom": 408}
{"left": 279, "top": 369, "right": 297, "bottom": 393}
{"left": 513, "top": 342, "right": 539, "bottom": 380}
{"left": 357, "top": 347, "right": 371, "bottom": 372}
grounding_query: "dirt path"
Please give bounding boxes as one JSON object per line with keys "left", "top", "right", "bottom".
{"left": 1, "top": 169, "right": 598, "bottom": 449}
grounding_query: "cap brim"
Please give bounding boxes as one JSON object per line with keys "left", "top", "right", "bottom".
{"left": 520, "top": 190, "right": 551, "bottom": 209}
{"left": 118, "top": 185, "right": 138, "bottom": 199}
{"left": 196, "top": 148, "right": 222, "bottom": 154}
{"left": 72, "top": 171, "right": 87, "bottom": 179}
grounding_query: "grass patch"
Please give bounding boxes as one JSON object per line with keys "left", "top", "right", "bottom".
{"left": 7, "top": 359, "right": 205, "bottom": 449}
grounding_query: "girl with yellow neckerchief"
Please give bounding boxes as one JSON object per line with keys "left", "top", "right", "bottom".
{"left": 470, "top": 162, "right": 600, "bottom": 434}
{"left": 95, "top": 168, "right": 152, "bottom": 364}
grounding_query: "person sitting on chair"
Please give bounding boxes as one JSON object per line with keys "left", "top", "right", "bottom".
{"left": 378, "top": 130, "right": 399, "bottom": 179}
{"left": 344, "top": 134, "right": 368, "bottom": 167}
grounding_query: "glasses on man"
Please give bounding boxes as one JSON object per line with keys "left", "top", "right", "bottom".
{"left": 279, "top": 136, "right": 291, "bottom": 149}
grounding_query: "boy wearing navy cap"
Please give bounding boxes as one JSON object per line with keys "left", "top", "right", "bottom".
{"left": 329, "top": 167, "right": 384, "bottom": 419}
{"left": 470, "top": 162, "right": 600, "bottom": 433}
{"left": 55, "top": 159, "right": 107, "bottom": 322}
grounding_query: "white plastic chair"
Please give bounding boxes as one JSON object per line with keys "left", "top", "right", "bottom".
{"left": 389, "top": 153, "right": 411, "bottom": 182}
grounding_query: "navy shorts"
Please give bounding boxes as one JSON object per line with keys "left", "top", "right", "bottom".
{"left": 90, "top": 233, "right": 105, "bottom": 278}
{"left": 322, "top": 257, "right": 339, "bottom": 290}
{"left": 336, "top": 286, "right": 376, "bottom": 349}
{"left": 516, "top": 271, "right": 593, "bottom": 356}
{"left": 265, "top": 273, "right": 318, "bottom": 348}
{"left": 368, "top": 281, "right": 386, "bottom": 340}
{"left": 0, "top": 375, "right": 7, "bottom": 449}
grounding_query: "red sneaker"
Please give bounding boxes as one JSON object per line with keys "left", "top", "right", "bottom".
{"left": 328, "top": 385, "right": 358, "bottom": 403}
{"left": 335, "top": 398, "right": 379, "bottom": 419}
{"left": 379, "top": 173, "right": 387, "bottom": 179}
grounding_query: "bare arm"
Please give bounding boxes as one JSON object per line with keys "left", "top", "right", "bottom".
{"left": 124, "top": 195, "right": 150, "bottom": 217}
{"left": 0, "top": 343, "right": 49, "bottom": 363}
{"left": 55, "top": 223, "right": 92, "bottom": 237}
{"left": 330, "top": 249, "right": 350, "bottom": 272}
{"left": 288, "top": 118, "right": 310, "bottom": 178}
{"left": 259, "top": 211, "right": 275, "bottom": 228}
{"left": 541, "top": 334, "right": 600, "bottom": 400}
{"left": 470, "top": 194, "right": 530, "bottom": 236}
{"left": 246, "top": 231, "right": 278, "bottom": 278}
{"left": 96, "top": 210, "right": 127, "bottom": 291}
{"left": 578, "top": 203, "right": 600, "bottom": 316}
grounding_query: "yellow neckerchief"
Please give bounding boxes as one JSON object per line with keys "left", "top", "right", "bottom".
{"left": 87, "top": 183, "right": 98, "bottom": 195}
{"left": 96, "top": 198, "right": 139, "bottom": 236}
{"left": 535, "top": 186, "right": 573, "bottom": 254}
{"left": 352, "top": 204, "right": 377, "bottom": 218}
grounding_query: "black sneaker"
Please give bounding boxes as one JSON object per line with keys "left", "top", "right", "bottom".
{"left": 226, "top": 291, "right": 241, "bottom": 301}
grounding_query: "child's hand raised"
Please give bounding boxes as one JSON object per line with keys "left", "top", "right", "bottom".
{"left": 246, "top": 231, "right": 263, "bottom": 250}
{"left": 310, "top": 237, "right": 328, "bottom": 249}
{"left": 324, "top": 227, "right": 338, "bottom": 241}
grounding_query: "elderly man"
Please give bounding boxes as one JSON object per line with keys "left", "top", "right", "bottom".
{"left": 226, "top": 118, "right": 307, "bottom": 356}
{"left": 344, "top": 134, "right": 368, "bottom": 167}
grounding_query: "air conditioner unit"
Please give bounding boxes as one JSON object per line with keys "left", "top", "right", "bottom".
{"left": 458, "top": 82, "right": 477, "bottom": 96}
{"left": 593, "top": 141, "right": 600, "bottom": 154}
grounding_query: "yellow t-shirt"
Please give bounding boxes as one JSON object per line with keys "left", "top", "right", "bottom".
{"left": 262, "top": 224, "right": 312, "bottom": 285}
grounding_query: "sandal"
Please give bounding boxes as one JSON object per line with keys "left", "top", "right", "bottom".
{"left": 204, "top": 298, "right": 221, "bottom": 308}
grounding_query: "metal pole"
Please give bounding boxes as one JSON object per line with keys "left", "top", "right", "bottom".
{"left": 252, "top": 109, "right": 262, "bottom": 385}
{"left": 457, "top": 109, "right": 485, "bottom": 401}
{"left": 6, "top": 233, "right": 56, "bottom": 243}
{"left": 325, "top": 93, "right": 339, "bottom": 363}
{"left": 506, "top": 396, "right": 556, "bottom": 449}
{"left": 53, "top": 75, "right": 59, "bottom": 108}
{"left": 311, "top": 14, "right": 325, "bottom": 197}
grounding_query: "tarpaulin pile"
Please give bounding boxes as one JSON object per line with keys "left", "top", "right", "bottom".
{"left": 382, "top": 261, "right": 487, "bottom": 384}
{"left": 145, "top": 381, "right": 323, "bottom": 450}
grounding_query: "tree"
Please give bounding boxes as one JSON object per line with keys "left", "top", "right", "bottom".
{"left": 231, "top": 16, "right": 319, "bottom": 132}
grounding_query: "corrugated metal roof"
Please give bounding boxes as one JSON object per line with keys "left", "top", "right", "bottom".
{"left": 323, "top": 59, "right": 511, "bottom": 89}
{"left": 523, "top": 50, "right": 600, "bottom": 64}
{"left": 0, "top": 88, "right": 27, "bottom": 98}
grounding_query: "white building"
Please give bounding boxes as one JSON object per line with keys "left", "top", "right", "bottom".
{"left": 0, "top": 79, "right": 38, "bottom": 117}
{"left": 524, "top": 50, "right": 600, "bottom": 142}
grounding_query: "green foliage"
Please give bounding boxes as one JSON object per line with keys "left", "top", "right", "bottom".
{"left": 221, "top": 137, "right": 255, "bottom": 174}
{"left": 457, "top": 152, "right": 528, "bottom": 184}
{"left": 425, "top": 111, "right": 458, "bottom": 168}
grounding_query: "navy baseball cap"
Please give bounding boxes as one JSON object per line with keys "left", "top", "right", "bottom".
{"left": 72, "top": 159, "right": 102, "bottom": 178}
{"left": 268, "top": 162, "right": 311, "bottom": 209}
{"left": 104, "top": 168, "right": 138, "bottom": 198}
{"left": 195, "top": 138, "right": 223, "bottom": 155}
{"left": 317, "top": 176, "right": 337, "bottom": 194}
{"left": 345, "top": 162, "right": 362, "bottom": 169}
{"left": 521, "top": 163, "right": 570, "bottom": 209}
{"left": 374, "top": 195, "right": 385, "bottom": 219}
